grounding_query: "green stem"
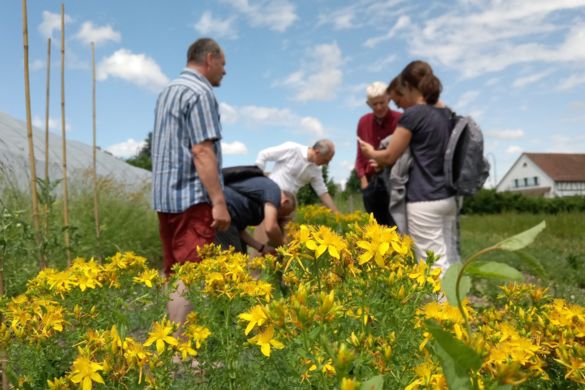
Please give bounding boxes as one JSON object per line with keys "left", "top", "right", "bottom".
{"left": 455, "top": 246, "right": 497, "bottom": 338}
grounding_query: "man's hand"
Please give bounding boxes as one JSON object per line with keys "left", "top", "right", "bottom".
{"left": 211, "top": 202, "right": 230, "bottom": 231}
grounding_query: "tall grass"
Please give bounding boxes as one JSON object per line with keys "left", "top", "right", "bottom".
{"left": 1, "top": 178, "right": 160, "bottom": 296}
{"left": 460, "top": 212, "right": 585, "bottom": 304}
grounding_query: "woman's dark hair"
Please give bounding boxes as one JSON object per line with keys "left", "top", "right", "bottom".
{"left": 400, "top": 60, "right": 442, "bottom": 105}
{"left": 387, "top": 75, "right": 405, "bottom": 96}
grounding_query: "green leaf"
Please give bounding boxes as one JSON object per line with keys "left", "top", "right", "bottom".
{"left": 425, "top": 320, "right": 482, "bottom": 390}
{"left": 488, "top": 384, "right": 513, "bottom": 390}
{"left": 495, "top": 221, "right": 546, "bottom": 251}
{"left": 512, "top": 250, "right": 547, "bottom": 278}
{"left": 465, "top": 261, "right": 523, "bottom": 281}
{"left": 359, "top": 375, "right": 384, "bottom": 390}
{"left": 441, "top": 263, "right": 471, "bottom": 306}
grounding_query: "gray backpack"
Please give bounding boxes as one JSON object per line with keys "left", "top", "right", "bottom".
{"left": 444, "top": 112, "right": 490, "bottom": 196}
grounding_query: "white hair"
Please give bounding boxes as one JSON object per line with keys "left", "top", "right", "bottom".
{"left": 366, "top": 81, "right": 388, "bottom": 100}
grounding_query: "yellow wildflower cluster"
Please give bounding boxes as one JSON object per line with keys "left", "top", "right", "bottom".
{"left": 27, "top": 251, "right": 161, "bottom": 296}
{"left": 174, "top": 245, "right": 273, "bottom": 301}
{"left": 3, "top": 206, "right": 584, "bottom": 389}
{"left": 411, "top": 282, "right": 585, "bottom": 387}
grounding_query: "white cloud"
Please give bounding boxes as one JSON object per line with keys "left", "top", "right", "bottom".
{"left": 221, "top": 140, "right": 248, "bottom": 155}
{"left": 38, "top": 10, "right": 71, "bottom": 39}
{"left": 363, "top": 15, "right": 410, "bottom": 48}
{"left": 220, "top": 102, "right": 325, "bottom": 137}
{"left": 97, "top": 49, "right": 169, "bottom": 92}
{"left": 506, "top": 145, "right": 523, "bottom": 154}
{"left": 299, "top": 117, "right": 324, "bottom": 137}
{"left": 221, "top": 0, "right": 298, "bottom": 32}
{"left": 277, "top": 42, "right": 343, "bottom": 102}
{"left": 318, "top": 0, "right": 409, "bottom": 30}
{"left": 76, "top": 21, "right": 121, "bottom": 45}
{"left": 513, "top": 69, "right": 553, "bottom": 88}
{"left": 365, "top": 54, "right": 397, "bottom": 73}
{"left": 30, "top": 59, "right": 45, "bottom": 71}
{"left": 409, "top": 2, "right": 585, "bottom": 78}
{"left": 194, "top": 11, "right": 238, "bottom": 39}
{"left": 548, "top": 134, "right": 585, "bottom": 152}
{"left": 558, "top": 73, "right": 585, "bottom": 91}
{"left": 32, "top": 115, "right": 71, "bottom": 132}
{"left": 487, "top": 128, "right": 525, "bottom": 140}
{"left": 106, "top": 138, "right": 145, "bottom": 158}
{"left": 454, "top": 90, "right": 480, "bottom": 111}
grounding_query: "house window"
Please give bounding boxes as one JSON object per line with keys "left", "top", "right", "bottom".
{"left": 534, "top": 176, "right": 539, "bottom": 186}
{"left": 514, "top": 179, "right": 519, "bottom": 188}
{"left": 524, "top": 177, "right": 529, "bottom": 187}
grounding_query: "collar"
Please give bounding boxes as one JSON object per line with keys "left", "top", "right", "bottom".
{"left": 180, "top": 67, "right": 213, "bottom": 89}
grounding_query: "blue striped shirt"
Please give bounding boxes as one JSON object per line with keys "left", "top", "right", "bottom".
{"left": 152, "top": 68, "right": 223, "bottom": 213}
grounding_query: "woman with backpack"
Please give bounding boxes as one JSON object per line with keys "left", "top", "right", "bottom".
{"left": 358, "top": 60, "right": 459, "bottom": 274}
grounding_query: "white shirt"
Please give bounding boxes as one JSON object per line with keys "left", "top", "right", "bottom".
{"left": 255, "top": 142, "right": 328, "bottom": 196}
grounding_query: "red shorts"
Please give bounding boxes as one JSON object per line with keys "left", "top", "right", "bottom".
{"left": 158, "top": 203, "right": 215, "bottom": 276}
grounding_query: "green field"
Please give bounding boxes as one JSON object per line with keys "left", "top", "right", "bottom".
{"left": 2, "top": 187, "right": 584, "bottom": 303}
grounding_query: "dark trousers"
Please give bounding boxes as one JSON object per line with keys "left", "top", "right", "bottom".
{"left": 362, "top": 174, "right": 395, "bottom": 227}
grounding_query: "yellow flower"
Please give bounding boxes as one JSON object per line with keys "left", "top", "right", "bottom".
{"left": 132, "top": 269, "right": 159, "bottom": 288}
{"left": 305, "top": 226, "right": 346, "bottom": 259}
{"left": 248, "top": 326, "right": 284, "bottom": 357}
{"left": 69, "top": 355, "right": 105, "bottom": 390}
{"left": 47, "top": 376, "right": 69, "bottom": 390}
{"left": 185, "top": 324, "right": 212, "bottom": 349}
{"left": 177, "top": 340, "right": 198, "bottom": 360}
{"left": 340, "top": 377, "right": 360, "bottom": 390}
{"left": 143, "top": 320, "right": 178, "bottom": 354}
{"left": 239, "top": 305, "right": 269, "bottom": 335}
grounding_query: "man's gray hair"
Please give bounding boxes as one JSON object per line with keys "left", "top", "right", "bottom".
{"left": 366, "top": 81, "right": 388, "bottom": 100}
{"left": 312, "top": 139, "right": 333, "bottom": 155}
{"left": 187, "top": 38, "right": 222, "bottom": 65}
{"left": 282, "top": 190, "right": 297, "bottom": 211}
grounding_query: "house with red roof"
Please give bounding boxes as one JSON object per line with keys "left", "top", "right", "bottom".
{"left": 496, "top": 153, "right": 585, "bottom": 197}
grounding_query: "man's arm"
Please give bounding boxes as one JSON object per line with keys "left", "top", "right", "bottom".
{"left": 239, "top": 229, "right": 275, "bottom": 255}
{"left": 319, "top": 192, "right": 339, "bottom": 213}
{"left": 192, "top": 140, "right": 230, "bottom": 231}
{"left": 263, "top": 203, "right": 285, "bottom": 246}
{"left": 255, "top": 143, "right": 289, "bottom": 171}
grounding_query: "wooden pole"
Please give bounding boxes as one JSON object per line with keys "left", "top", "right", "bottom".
{"left": 43, "top": 37, "right": 52, "bottom": 236}
{"left": 21, "top": 0, "right": 45, "bottom": 269}
{"left": 60, "top": 3, "right": 71, "bottom": 265}
{"left": 44, "top": 38, "right": 51, "bottom": 181}
{"left": 91, "top": 42, "right": 100, "bottom": 242}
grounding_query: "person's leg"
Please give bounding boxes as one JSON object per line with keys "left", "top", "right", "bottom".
{"left": 371, "top": 180, "right": 394, "bottom": 227}
{"left": 163, "top": 204, "right": 214, "bottom": 328}
{"left": 406, "top": 199, "right": 450, "bottom": 271}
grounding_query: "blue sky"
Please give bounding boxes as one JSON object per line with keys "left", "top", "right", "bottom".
{"left": 2, "top": 0, "right": 585, "bottom": 188}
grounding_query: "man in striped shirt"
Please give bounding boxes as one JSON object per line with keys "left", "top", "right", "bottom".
{"left": 152, "top": 38, "right": 230, "bottom": 326}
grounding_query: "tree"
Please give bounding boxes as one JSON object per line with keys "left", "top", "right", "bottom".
{"left": 344, "top": 168, "right": 361, "bottom": 194}
{"left": 126, "top": 132, "right": 152, "bottom": 171}
{"left": 297, "top": 165, "right": 337, "bottom": 206}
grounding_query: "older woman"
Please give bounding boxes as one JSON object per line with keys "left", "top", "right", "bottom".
{"left": 358, "top": 61, "right": 459, "bottom": 274}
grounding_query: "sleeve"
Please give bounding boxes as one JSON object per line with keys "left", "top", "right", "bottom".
{"left": 310, "top": 168, "right": 328, "bottom": 196}
{"left": 397, "top": 106, "right": 423, "bottom": 135}
{"left": 187, "top": 90, "right": 222, "bottom": 145}
{"left": 255, "top": 142, "right": 290, "bottom": 170}
{"left": 355, "top": 118, "right": 369, "bottom": 178}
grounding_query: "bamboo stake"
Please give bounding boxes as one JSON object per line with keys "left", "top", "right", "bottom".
{"left": 60, "top": 3, "right": 71, "bottom": 265}
{"left": 44, "top": 38, "right": 51, "bottom": 181}
{"left": 44, "top": 37, "right": 52, "bottom": 236}
{"left": 91, "top": 42, "right": 100, "bottom": 242}
{"left": 22, "top": 0, "right": 45, "bottom": 269}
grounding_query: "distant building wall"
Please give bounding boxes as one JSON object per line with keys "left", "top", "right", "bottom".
{"left": 496, "top": 154, "right": 555, "bottom": 197}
